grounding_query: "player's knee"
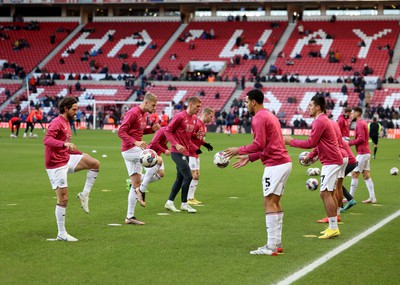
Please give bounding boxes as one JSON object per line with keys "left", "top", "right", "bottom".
{"left": 91, "top": 158, "right": 100, "bottom": 170}
{"left": 158, "top": 170, "right": 165, "bottom": 178}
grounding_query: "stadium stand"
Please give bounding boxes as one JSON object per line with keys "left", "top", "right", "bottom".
{"left": 43, "top": 21, "right": 180, "bottom": 76}
{"left": 0, "top": 83, "right": 21, "bottom": 105}
{"left": 0, "top": 22, "right": 78, "bottom": 77}
{"left": 145, "top": 84, "right": 236, "bottom": 115}
{"left": 1, "top": 83, "right": 134, "bottom": 116}
{"left": 274, "top": 20, "right": 399, "bottom": 77}
{"left": 238, "top": 86, "right": 359, "bottom": 126}
{"left": 157, "top": 20, "right": 287, "bottom": 80}
{"left": 371, "top": 88, "right": 400, "bottom": 109}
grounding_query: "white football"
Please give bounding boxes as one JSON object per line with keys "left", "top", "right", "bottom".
{"left": 140, "top": 149, "right": 158, "bottom": 168}
{"left": 313, "top": 168, "right": 321, "bottom": 176}
{"left": 306, "top": 178, "right": 319, "bottom": 191}
{"left": 298, "top": 151, "right": 318, "bottom": 166}
{"left": 306, "top": 168, "right": 316, "bottom": 176}
{"left": 213, "top": 151, "right": 229, "bottom": 168}
{"left": 390, "top": 167, "right": 399, "bottom": 176}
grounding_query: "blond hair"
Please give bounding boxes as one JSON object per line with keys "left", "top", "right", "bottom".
{"left": 144, "top": 92, "right": 157, "bottom": 102}
{"left": 202, "top": 107, "right": 214, "bottom": 115}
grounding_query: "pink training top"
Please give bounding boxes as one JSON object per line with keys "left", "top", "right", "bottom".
{"left": 189, "top": 119, "right": 207, "bottom": 158}
{"left": 309, "top": 120, "right": 348, "bottom": 162}
{"left": 43, "top": 115, "right": 82, "bottom": 169}
{"left": 118, "top": 106, "right": 153, "bottom": 152}
{"left": 238, "top": 109, "right": 291, "bottom": 167}
{"left": 348, "top": 119, "right": 371, "bottom": 155}
{"left": 290, "top": 113, "right": 343, "bottom": 166}
{"left": 147, "top": 126, "right": 169, "bottom": 156}
{"left": 337, "top": 113, "right": 350, "bottom": 137}
{"left": 164, "top": 110, "right": 198, "bottom": 156}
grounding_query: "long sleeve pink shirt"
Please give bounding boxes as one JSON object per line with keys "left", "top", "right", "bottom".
{"left": 118, "top": 106, "right": 153, "bottom": 152}
{"left": 189, "top": 119, "right": 207, "bottom": 158}
{"left": 43, "top": 115, "right": 82, "bottom": 169}
{"left": 290, "top": 113, "right": 342, "bottom": 166}
{"left": 147, "top": 126, "right": 169, "bottom": 156}
{"left": 337, "top": 114, "right": 350, "bottom": 137}
{"left": 164, "top": 110, "right": 198, "bottom": 156}
{"left": 238, "top": 109, "right": 291, "bottom": 167}
{"left": 348, "top": 119, "right": 370, "bottom": 155}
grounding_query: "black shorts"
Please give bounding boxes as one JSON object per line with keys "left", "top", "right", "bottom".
{"left": 370, "top": 136, "right": 378, "bottom": 145}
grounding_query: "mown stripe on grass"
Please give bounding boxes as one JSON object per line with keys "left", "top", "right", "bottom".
{"left": 276, "top": 209, "right": 400, "bottom": 285}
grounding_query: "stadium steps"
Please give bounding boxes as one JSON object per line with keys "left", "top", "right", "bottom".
{"left": 222, "top": 88, "right": 244, "bottom": 112}
{"left": 34, "top": 23, "right": 85, "bottom": 72}
{"left": 144, "top": 23, "right": 188, "bottom": 76}
{"left": 0, "top": 24, "right": 84, "bottom": 114}
{"left": 261, "top": 22, "right": 296, "bottom": 76}
{"left": 386, "top": 30, "right": 400, "bottom": 79}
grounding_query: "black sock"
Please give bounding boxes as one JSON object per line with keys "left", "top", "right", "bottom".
{"left": 343, "top": 186, "right": 354, "bottom": 201}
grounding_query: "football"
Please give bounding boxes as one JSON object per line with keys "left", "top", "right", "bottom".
{"left": 313, "top": 167, "right": 321, "bottom": 175}
{"left": 390, "top": 167, "right": 399, "bottom": 176}
{"left": 298, "top": 151, "right": 318, "bottom": 166}
{"left": 139, "top": 149, "right": 158, "bottom": 168}
{"left": 213, "top": 151, "right": 229, "bottom": 168}
{"left": 306, "top": 168, "right": 316, "bottom": 176}
{"left": 306, "top": 178, "right": 319, "bottom": 191}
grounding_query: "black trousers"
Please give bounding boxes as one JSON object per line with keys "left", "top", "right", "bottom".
{"left": 168, "top": 152, "right": 193, "bottom": 203}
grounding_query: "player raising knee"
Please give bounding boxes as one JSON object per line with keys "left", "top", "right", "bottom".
{"left": 138, "top": 126, "right": 170, "bottom": 195}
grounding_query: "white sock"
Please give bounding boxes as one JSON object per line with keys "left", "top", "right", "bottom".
{"left": 55, "top": 205, "right": 66, "bottom": 235}
{"left": 337, "top": 208, "right": 341, "bottom": 216}
{"left": 140, "top": 164, "right": 160, "bottom": 192}
{"left": 150, "top": 173, "right": 162, "bottom": 183}
{"left": 188, "top": 179, "right": 198, "bottom": 200}
{"left": 365, "top": 178, "right": 376, "bottom": 198}
{"left": 276, "top": 212, "right": 284, "bottom": 246}
{"left": 266, "top": 213, "right": 279, "bottom": 248}
{"left": 126, "top": 187, "right": 138, "bottom": 218}
{"left": 328, "top": 216, "right": 338, "bottom": 230}
{"left": 83, "top": 170, "right": 99, "bottom": 196}
{"left": 350, "top": 178, "right": 358, "bottom": 196}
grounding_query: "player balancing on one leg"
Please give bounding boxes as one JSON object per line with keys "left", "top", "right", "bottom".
{"left": 118, "top": 92, "right": 160, "bottom": 225}
{"left": 225, "top": 89, "right": 292, "bottom": 255}
{"left": 44, "top": 97, "right": 100, "bottom": 242}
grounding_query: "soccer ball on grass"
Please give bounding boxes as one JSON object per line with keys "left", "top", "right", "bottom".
{"left": 140, "top": 149, "right": 158, "bottom": 168}
{"left": 213, "top": 151, "right": 229, "bottom": 168}
{"left": 306, "top": 178, "right": 319, "bottom": 191}
{"left": 390, "top": 167, "right": 399, "bottom": 176}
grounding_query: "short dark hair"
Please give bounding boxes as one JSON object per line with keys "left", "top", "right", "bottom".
{"left": 353, "top": 106, "right": 363, "bottom": 115}
{"left": 311, "top": 95, "right": 326, "bottom": 112}
{"left": 344, "top": 107, "right": 352, "bottom": 113}
{"left": 247, "top": 89, "right": 264, "bottom": 104}
{"left": 58, "top": 97, "right": 78, "bottom": 114}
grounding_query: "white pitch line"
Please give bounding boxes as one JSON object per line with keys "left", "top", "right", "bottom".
{"left": 276, "top": 210, "right": 400, "bottom": 285}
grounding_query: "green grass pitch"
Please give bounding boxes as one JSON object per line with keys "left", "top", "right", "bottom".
{"left": 0, "top": 128, "right": 399, "bottom": 284}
